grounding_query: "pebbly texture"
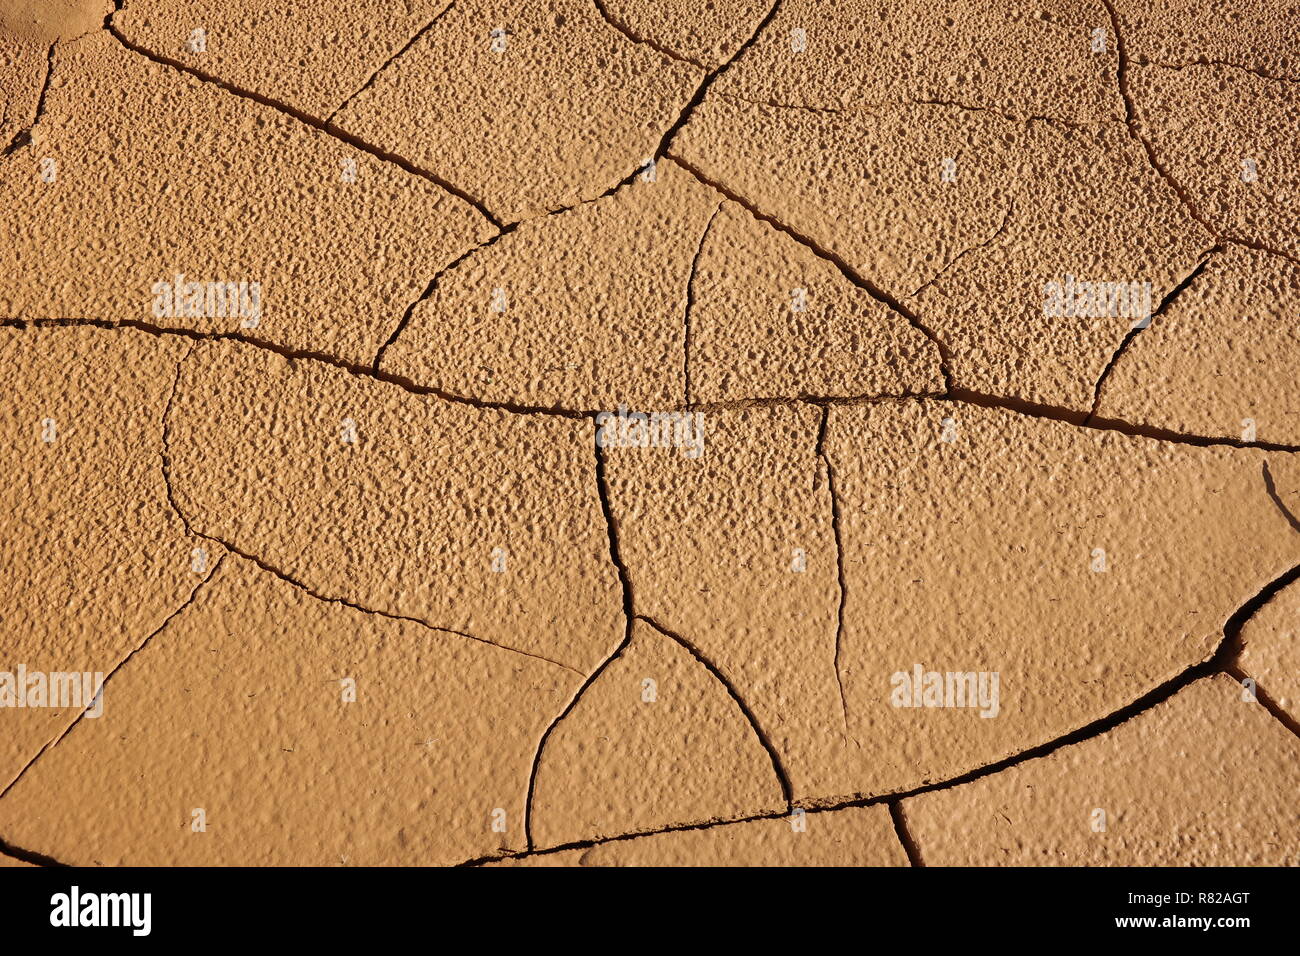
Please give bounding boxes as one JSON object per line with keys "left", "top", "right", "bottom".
{"left": 383, "top": 160, "right": 720, "bottom": 409}
{"left": 2, "top": 0, "right": 1299, "bottom": 870}
{"left": 903, "top": 675, "right": 1300, "bottom": 865}
{"left": 1129, "top": 62, "right": 1300, "bottom": 259}
{"left": 167, "top": 339, "right": 624, "bottom": 674}
{"left": 710, "top": 0, "right": 1124, "bottom": 124}
{"left": 0, "top": 32, "right": 491, "bottom": 367}
{"left": 0, "top": 326, "right": 219, "bottom": 790}
{"left": 114, "top": 0, "right": 455, "bottom": 120}
{"left": 332, "top": 0, "right": 703, "bottom": 223}
{"left": 0, "top": 30, "right": 49, "bottom": 149}
{"left": 1110, "top": 0, "right": 1300, "bottom": 78}
{"left": 689, "top": 201, "right": 945, "bottom": 403}
{"left": 596, "top": 0, "right": 773, "bottom": 69}
{"left": 673, "top": 95, "right": 1211, "bottom": 411}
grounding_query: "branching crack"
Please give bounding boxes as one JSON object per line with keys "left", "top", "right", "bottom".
{"left": 104, "top": 22, "right": 503, "bottom": 228}
{"left": 158, "top": 350, "right": 583, "bottom": 675}
{"left": 11, "top": 320, "right": 1299, "bottom": 451}
{"left": 3, "top": 318, "right": 592, "bottom": 420}
{"left": 1099, "top": 0, "right": 1218, "bottom": 238}
{"left": 638, "top": 615, "right": 793, "bottom": 810}
{"left": 592, "top": 0, "right": 707, "bottom": 70}
{"left": 667, "top": 151, "right": 955, "bottom": 391}
{"left": 522, "top": 428, "right": 637, "bottom": 850}
{"left": 471, "top": 552, "right": 1300, "bottom": 866}
{"left": 1084, "top": 245, "right": 1220, "bottom": 425}
{"left": 652, "top": 0, "right": 783, "bottom": 160}
{"left": 325, "top": 3, "right": 456, "bottom": 126}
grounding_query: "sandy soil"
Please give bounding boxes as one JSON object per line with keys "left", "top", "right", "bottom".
{"left": 1, "top": 0, "right": 1297, "bottom": 867}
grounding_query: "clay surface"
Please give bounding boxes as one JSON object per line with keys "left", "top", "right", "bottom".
{"left": 493, "top": 805, "right": 907, "bottom": 866}
{"left": 903, "top": 675, "right": 1300, "bottom": 865}
{"left": 0, "top": 557, "right": 576, "bottom": 865}
{"left": 0, "top": 32, "right": 490, "bottom": 366}
{"left": 0, "top": 327, "right": 218, "bottom": 791}
{"left": 1238, "top": 579, "right": 1300, "bottom": 724}
{"left": 331, "top": 0, "right": 703, "bottom": 222}
{"left": 1, "top": 0, "right": 1298, "bottom": 869}
{"left": 1095, "top": 245, "right": 1300, "bottom": 444}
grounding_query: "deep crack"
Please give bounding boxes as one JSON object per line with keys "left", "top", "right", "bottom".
{"left": 1262, "top": 460, "right": 1300, "bottom": 534}
{"left": 470, "top": 556, "right": 1300, "bottom": 866}
{"left": 652, "top": 0, "right": 783, "bottom": 160}
{"left": 889, "top": 801, "right": 924, "bottom": 867}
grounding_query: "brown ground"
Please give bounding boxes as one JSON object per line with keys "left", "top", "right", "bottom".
{"left": 0, "top": 0, "right": 1297, "bottom": 867}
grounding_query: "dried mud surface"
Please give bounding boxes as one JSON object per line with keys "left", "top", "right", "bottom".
{"left": 0, "top": 0, "right": 1297, "bottom": 867}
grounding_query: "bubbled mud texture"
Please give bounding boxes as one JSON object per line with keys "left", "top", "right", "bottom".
{"left": 1, "top": 0, "right": 1298, "bottom": 868}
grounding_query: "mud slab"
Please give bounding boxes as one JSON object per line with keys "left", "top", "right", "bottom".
{"left": 1, "top": 0, "right": 1297, "bottom": 869}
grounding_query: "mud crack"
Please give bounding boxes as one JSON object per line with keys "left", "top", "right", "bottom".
{"left": 683, "top": 201, "right": 723, "bottom": 406}
{"left": 592, "top": 0, "right": 707, "bottom": 70}
{"left": 814, "top": 405, "right": 852, "bottom": 740}
{"left": 1084, "top": 245, "right": 1220, "bottom": 425}
{"left": 104, "top": 21, "right": 503, "bottom": 228}
{"left": 2, "top": 42, "right": 56, "bottom": 156}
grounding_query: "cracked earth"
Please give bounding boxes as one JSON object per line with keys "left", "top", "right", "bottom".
{"left": 1, "top": 0, "right": 1297, "bottom": 868}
